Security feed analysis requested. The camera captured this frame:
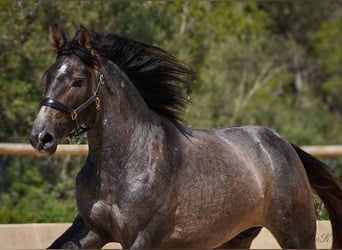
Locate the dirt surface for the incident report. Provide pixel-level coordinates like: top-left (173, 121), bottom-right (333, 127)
top-left (0, 221), bottom-right (332, 249)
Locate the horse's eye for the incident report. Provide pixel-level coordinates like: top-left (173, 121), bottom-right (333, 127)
top-left (72, 78), bottom-right (84, 88)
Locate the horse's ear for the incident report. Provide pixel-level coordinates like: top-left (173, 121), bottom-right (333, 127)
top-left (77, 25), bottom-right (92, 51)
top-left (49, 24), bottom-right (65, 53)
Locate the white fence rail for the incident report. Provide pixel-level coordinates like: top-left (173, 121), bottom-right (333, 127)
top-left (0, 143), bottom-right (342, 158)
top-left (0, 143), bottom-right (88, 156)
top-left (301, 145), bottom-right (342, 158)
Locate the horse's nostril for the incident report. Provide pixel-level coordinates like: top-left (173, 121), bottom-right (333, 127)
top-left (42, 133), bottom-right (53, 144)
top-left (39, 132), bottom-right (54, 144)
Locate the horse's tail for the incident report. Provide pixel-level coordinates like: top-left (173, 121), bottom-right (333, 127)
top-left (291, 144), bottom-right (342, 248)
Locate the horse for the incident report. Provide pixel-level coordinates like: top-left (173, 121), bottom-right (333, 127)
top-left (29, 24), bottom-right (342, 249)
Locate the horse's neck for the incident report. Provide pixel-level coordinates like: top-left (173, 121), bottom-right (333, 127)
top-left (86, 109), bottom-right (174, 188)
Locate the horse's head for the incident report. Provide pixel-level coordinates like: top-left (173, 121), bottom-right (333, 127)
top-left (30, 24), bottom-right (102, 154)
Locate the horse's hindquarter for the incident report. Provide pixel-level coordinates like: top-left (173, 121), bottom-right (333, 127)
top-left (161, 127), bottom-right (266, 247)
top-left (163, 126), bottom-right (313, 248)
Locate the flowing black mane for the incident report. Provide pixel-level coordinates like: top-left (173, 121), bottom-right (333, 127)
top-left (57, 28), bottom-right (194, 131)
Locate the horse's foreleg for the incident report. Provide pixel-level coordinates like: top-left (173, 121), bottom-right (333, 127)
top-left (48, 215), bottom-right (107, 249)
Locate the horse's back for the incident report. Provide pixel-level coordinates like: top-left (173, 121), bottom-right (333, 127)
top-left (214, 125), bottom-right (307, 179)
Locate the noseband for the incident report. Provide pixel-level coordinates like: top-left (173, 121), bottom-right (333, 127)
top-left (40, 73), bottom-right (105, 138)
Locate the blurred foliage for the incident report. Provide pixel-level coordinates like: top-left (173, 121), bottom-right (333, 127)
top-left (0, 1), bottom-right (341, 222)
top-left (0, 155), bottom-right (80, 223)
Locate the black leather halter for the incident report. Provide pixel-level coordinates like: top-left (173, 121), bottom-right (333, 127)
top-left (40, 73), bottom-right (104, 138)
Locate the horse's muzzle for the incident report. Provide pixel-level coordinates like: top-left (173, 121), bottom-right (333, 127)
top-left (29, 130), bottom-right (58, 155)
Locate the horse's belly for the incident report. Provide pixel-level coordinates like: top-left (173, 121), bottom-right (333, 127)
top-left (159, 222), bottom-right (246, 248)
top-left (159, 200), bottom-right (262, 248)
top-left (158, 175), bottom-right (265, 248)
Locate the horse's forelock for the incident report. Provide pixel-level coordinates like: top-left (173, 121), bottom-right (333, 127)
top-left (55, 29), bottom-right (97, 67)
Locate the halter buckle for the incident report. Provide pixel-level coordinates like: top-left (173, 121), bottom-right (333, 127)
top-left (99, 74), bottom-right (104, 85)
top-left (95, 97), bottom-right (101, 111)
top-left (71, 110), bottom-right (78, 121)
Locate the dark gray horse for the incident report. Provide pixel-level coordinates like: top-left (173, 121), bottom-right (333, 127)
top-left (30, 25), bottom-right (342, 249)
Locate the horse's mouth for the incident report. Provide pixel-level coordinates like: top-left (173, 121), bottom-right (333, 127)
top-left (40, 141), bottom-right (58, 155)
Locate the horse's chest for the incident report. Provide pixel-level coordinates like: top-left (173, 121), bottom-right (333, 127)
top-left (76, 160), bottom-right (172, 244)
top-left (75, 169), bottom-right (121, 226)
top-left (76, 176), bottom-right (154, 239)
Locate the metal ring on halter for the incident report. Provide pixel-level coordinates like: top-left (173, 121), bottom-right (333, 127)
top-left (71, 110), bottom-right (78, 121)
top-left (95, 97), bottom-right (100, 111)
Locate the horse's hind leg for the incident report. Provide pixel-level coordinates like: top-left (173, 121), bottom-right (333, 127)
top-left (268, 224), bottom-right (316, 249)
top-left (215, 227), bottom-right (262, 249)
top-left (266, 207), bottom-right (316, 248)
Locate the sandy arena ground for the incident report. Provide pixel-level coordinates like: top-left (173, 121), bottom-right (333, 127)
top-left (0, 221), bottom-right (332, 249)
